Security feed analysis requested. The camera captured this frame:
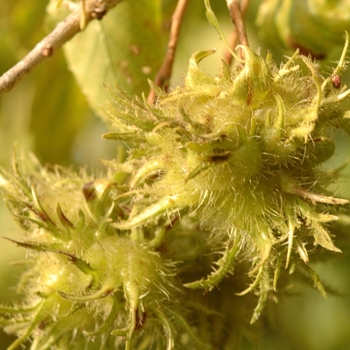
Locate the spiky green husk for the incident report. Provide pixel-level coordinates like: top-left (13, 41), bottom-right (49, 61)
top-left (0, 158), bottom-right (209, 350)
top-left (1, 37), bottom-right (350, 350)
top-left (104, 42), bottom-right (350, 289)
top-left (256, 0), bottom-right (350, 58)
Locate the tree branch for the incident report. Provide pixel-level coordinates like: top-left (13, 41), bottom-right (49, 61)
top-left (0, 0), bottom-right (122, 97)
top-left (224, 0), bottom-right (250, 65)
top-left (147, 0), bottom-right (190, 104)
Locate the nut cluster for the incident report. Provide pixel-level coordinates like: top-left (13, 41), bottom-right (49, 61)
top-left (1, 34), bottom-right (350, 350)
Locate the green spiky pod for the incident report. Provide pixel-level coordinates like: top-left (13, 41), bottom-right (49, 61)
top-left (256, 0), bottom-right (350, 58)
top-left (0, 156), bottom-right (207, 350)
top-left (103, 37), bottom-right (350, 316)
top-left (2, 19), bottom-right (350, 350)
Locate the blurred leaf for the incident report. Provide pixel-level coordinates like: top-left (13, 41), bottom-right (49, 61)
top-left (0, 0), bottom-right (91, 165)
top-left (0, 37), bottom-right (17, 74)
top-left (10, 1), bottom-right (48, 45)
top-left (30, 52), bottom-right (91, 165)
top-left (0, 0), bottom-right (50, 74)
top-left (51, 0), bottom-right (167, 116)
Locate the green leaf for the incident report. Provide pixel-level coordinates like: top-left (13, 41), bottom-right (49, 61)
top-left (30, 52), bottom-right (90, 165)
top-left (60, 0), bottom-right (166, 116)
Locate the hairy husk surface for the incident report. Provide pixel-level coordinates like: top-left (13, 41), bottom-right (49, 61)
top-left (256, 0), bottom-right (350, 58)
top-left (1, 36), bottom-right (350, 349)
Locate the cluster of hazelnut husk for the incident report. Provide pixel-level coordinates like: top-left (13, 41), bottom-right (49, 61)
top-left (1, 20), bottom-right (350, 350)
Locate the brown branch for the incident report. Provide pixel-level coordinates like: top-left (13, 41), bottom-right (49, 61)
top-left (0, 0), bottom-right (122, 97)
top-left (224, 0), bottom-right (250, 65)
top-left (147, 0), bottom-right (190, 104)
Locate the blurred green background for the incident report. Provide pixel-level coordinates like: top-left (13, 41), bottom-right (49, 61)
top-left (1, 1), bottom-right (350, 349)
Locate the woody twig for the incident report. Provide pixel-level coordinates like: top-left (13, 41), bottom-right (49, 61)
top-left (0, 0), bottom-right (122, 97)
top-left (148, 0), bottom-right (190, 104)
top-left (224, 0), bottom-right (251, 64)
